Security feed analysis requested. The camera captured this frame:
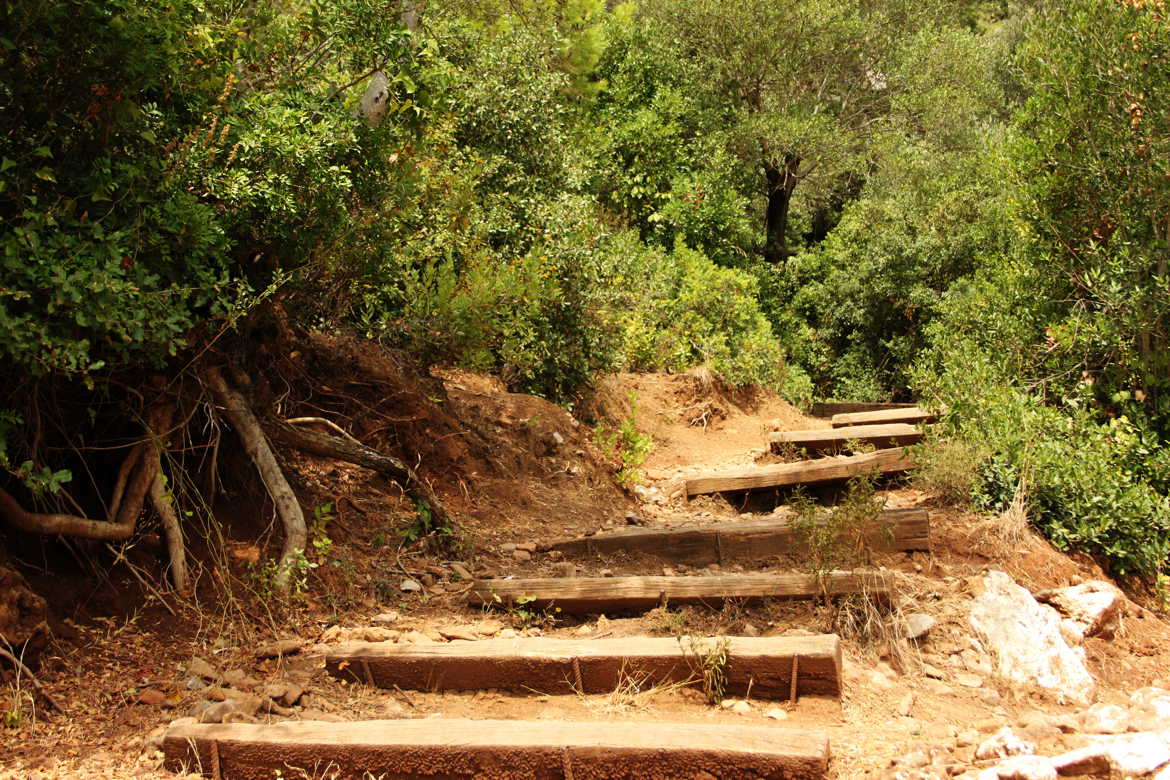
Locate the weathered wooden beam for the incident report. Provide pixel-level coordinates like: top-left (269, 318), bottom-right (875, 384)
top-left (685, 448), bottom-right (913, 498)
top-left (830, 407), bottom-right (938, 428)
top-left (549, 508), bottom-right (930, 564)
top-left (810, 401), bottom-right (916, 417)
top-left (326, 634), bottom-right (843, 698)
top-left (164, 719), bottom-right (831, 780)
top-left (770, 423), bottom-right (923, 456)
top-left (469, 571), bottom-right (891, 614)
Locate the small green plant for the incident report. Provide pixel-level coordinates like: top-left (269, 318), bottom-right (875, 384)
top-left (493, 593), bottom-right (560, 628)
top-left (789, 476), bottom-right (888, 575)
top-left (399, 499), bottom-right (455, 548)
top-left (682, 635), bottom-right (731, 705)
top-left (595, 390), bottom-right (653, 488)
top-left (310, 503), bottom-right (335, 558)
top-left (248, 549), bottom-right (316, 601)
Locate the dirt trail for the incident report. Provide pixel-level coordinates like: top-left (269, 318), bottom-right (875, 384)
top-left (5, 368), bottom-right (1170, 779)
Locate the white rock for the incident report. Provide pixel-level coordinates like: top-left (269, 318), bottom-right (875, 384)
top-left (902, 613), bottom-right (936, 640)
top-left (1089, 732), bottom-right (1170, 775)
top-left (976, 727), bottom-right (1036, 760)
top-left (1035, 580), bottom-right (1124, 639)
top-left (986, 755), bottom-right (1057, 780)
top-left (764, 707), bottom-right (788, 720)
top-left (1079, 702), bottom-right (1130, 734)
top-left (731, 700), bottom-right (752, 715)
top-left (968, 571), bottom-right (1095, 703)
top-left (1050, 746), bottom-right (1110, 777)
top-left (399, 578), bottom-right (422, 593)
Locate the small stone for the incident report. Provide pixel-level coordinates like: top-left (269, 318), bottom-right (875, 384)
top-left (438, 626), bottom-right (479, 641)
top-left (897, 693), bottom-right (915, 717)
top-left (184, 676), bottom-right (207, 691)
top-left (546, 550), bottom-right (564, 561)
top-left (500, 543), bottom-right (517, 552)
top-left (400, 578), bottom-right (423, 593)
top-left (1080, 702), bottom-right (1129, 734)
top-left (512, 550), bottom-right (532, 562)
top-left (551, 432), bottom-right (565, 446)
top-left (956, 730), bottom-right (980, 747)
top-left (720, 699), bottom-right (737, 710)
top-left (134, 689), bottom-right (168, 707)
top-left (662, 567), bottom-right (676, 577)
top-left (732, 700), bottom-right (752, 715)
top-left (902, 613), bottom-right (936, 641)
top-left (221, 669), bottom-right (248, 686)
top-left (279, 684), bottom-right (304, 707)
top-left (516, 542), bottom-right (538, 553)
top-left (499, 628), bottom-right (519, 638)
top-left (922, 663), bottom-right (946, 679)
top-left (198, 700), bottom-right (237, 724)
top-left (741, 623), bottom-right (760, 637)
top-left (552, 562), bottom-right (577, 578)
top-left (957, 673), bottom-right (984, 688)
top-left (187, 657), bottom-right (218, 681)
top-left (765, 707), bottom-right (788, 721)
top-left (372, 611), bottom-right (400, 624)
top-left (979, 688), bottom-right (1002, 705)
top-left (450, 562), bottom-right (474, 581)
top-left (399, 630), bottom-right (432, 644)
top-left (976, 727), bottom-right (1036, 760)
top-left (419, 573), bottom-right (436, 587)
top-left (255, 638), bottom-right (304, 659)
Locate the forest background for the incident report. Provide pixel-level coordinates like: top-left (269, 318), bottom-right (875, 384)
top-left (2, 0), bottom-right (1170, 589)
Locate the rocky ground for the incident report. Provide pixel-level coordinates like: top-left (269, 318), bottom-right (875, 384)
top-left (3, 369), bottom-right (1170, 779)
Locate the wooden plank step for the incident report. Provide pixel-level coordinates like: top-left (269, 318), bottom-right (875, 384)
top-left (326, 634), bottom-right (842, 698)
top-left (164, 718), bottom-right (830, 780)
top-left (830, 406), bottom-right (938, 428)
top-left (549, 508), bottom-right (930, 564)
top-left (469, 571), bottom-right (890, 614)
top-left (685, 447), bottom-right (913, 498)
top-left (810, 401), bottom-right (916, 417)
top-left (770, 423), bottom-right (923, 455)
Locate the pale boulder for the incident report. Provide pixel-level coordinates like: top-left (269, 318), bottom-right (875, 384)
top-left (1036, 580), bottom-right (1124, 639)
top-left (968, 571), bottom-right (1095, 703)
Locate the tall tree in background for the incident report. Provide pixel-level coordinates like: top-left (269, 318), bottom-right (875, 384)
top-left (647, 0), bottom-right (921, 263)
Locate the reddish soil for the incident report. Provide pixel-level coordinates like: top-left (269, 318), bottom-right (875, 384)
top-left (2, 355), bottom-right (1169, 779)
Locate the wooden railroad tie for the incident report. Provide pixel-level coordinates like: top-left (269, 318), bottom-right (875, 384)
top-left (164, 718), bottom-right (831, 780)
top-left (325, 634), bottom-right (844, 699)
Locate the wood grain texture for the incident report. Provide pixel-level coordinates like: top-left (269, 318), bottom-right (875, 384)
top-left (685, 448), bottom-right (913, 497)
top-left (469, 571), bottom-right (891, 614)
top-left (549, 508), bottom-right (930, 564)
top-left (829, 407), bottom-right (938, 428)
top-left (770, 423), bottom-right (923, 455)
top-left (325, 634), bottom-right (843, 698)
top-left (810, 401), bottom-right (917, 417)
top-left (164, 718), bottom-right (831, 779)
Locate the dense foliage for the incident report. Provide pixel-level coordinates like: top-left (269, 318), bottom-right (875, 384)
top-left (5, 0), bottom-right (1170, 580)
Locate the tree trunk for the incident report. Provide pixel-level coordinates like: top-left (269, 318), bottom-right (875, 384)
top-left (267, 419), bottom-right (455, 542)
top-left (764, 155), bottom-right (801, 264)
top-left (204, 365), bottom-right (307, 592)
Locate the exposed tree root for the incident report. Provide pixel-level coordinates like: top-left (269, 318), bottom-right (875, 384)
top-left (145, 404), bottom-right (188, 592)
top-left (0, 441), bottom-right (155, 540)
top-left (204, 365), bottom-right (307, 591)
top-left (267, 419), bottom-right (455, 540)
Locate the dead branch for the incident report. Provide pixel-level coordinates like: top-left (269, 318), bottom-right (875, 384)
top-left (266, 419), bottom-right (455, 537)
top-left (204, 365), bottom-right (307, 591)
top-left (285, 416), bottom-right (362, 445)
top-left (0, 645), bottom-right (62, 713)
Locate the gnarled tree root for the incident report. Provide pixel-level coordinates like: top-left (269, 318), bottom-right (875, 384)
top-left (204, 366), bottom-right (307, 592)
top-left (267, 419), bottom-right (455, 541)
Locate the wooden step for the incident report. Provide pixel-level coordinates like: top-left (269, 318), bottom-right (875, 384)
top-left (326, 634), bottom-right (843, 698)
top-left (685, 448), bottom-right (913, 498)
top-left (810, 401), bottom-right (916, 417)
top-left (549, 508), bottom-right (930, 564)
top-left (164, 719), bottom-right (830, 779)
top-left (830, 406), bottom-right (938, 428)
top-left (469, 571), bottom-right (890, 614)
top-left (770, 423), bottom-right (923, 456)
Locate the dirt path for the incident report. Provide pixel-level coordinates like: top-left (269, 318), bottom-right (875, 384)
top-left (4, 371), bottom-right (1170, 779)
